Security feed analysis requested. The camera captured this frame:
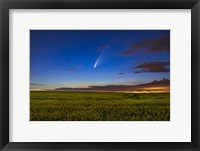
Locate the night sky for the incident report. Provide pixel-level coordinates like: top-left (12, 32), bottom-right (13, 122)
top-left (30, 30), bottom-right (170, 92)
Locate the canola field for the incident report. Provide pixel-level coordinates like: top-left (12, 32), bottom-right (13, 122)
top-left (30, 91), bottom-right (170, 121)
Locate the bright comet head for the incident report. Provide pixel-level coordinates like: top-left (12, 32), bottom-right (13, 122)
top-left (93, 53), bottom-right (102, 69)
top-left (94, 62), bottom-right (97, 68)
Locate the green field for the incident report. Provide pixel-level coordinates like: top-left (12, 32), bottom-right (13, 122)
top-left (30, 91), bottom-right (170, 121)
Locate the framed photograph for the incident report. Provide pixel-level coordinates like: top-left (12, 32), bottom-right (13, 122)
top-left (0, 0), bottom-right (199, 150)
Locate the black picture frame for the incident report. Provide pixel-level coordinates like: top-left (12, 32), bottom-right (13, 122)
top-left (0, 0), bottom-right (199, 150)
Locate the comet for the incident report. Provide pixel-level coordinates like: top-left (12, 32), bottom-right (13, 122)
top-left (94, 53), bottom-right (104, 69)
top-left (94, 61), bottom-right (97, 69)
top-left (93, 56), bottom-right (100, 69)
top-left (93, 46), bottom-right (108, 69)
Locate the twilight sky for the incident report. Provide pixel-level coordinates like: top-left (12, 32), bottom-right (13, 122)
top-left (30, 30), bottom-right (170, 92)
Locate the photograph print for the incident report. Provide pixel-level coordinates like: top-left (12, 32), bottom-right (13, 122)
top-left (30, 30), bottom-right (170, 121)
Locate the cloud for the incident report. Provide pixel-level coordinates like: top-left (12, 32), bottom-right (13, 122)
top-left (116, 73), bottom-right (125, 78)
top-left (118, 72), bottom-right (125, 75)
top-left (53, 79), bottom-right (170, 93)
top-left (30, 83), bottom-right (46, 91)
top-left (117, 76), bottom-right (124, 78)
top-left (67, 66), bottom-right (78, 72)
top-left (134, 61), bottom-right (170, 73)
top-left (118, 35), bottom-right (170, 56)
top-left (30, 83), bottom-right (45, 86)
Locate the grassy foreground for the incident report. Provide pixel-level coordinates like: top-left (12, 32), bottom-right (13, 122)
top-left (30, 91), bottom-right (170, 121)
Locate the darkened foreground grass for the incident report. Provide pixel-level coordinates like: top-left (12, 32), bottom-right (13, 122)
top-left (30, 91), bottom-right (170, 121)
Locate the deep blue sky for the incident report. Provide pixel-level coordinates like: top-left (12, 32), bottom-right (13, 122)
top-left (30, 30), bottom-right (170, 90)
